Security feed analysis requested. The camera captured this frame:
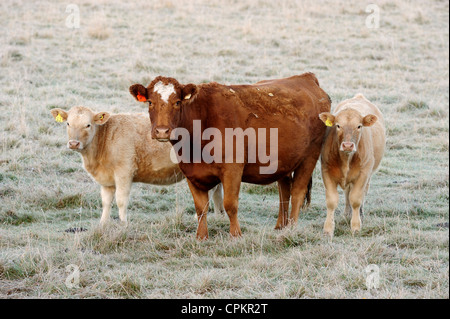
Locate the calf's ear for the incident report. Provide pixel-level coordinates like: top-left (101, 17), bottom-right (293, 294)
top-left (362, 114), bottom-right (377, 127)
top-left (50, 108), bottom-right (68, 123)
top-left (319, 112), bottom-right (335, 127)
top-left (129, 84), bottom-right (148, 102)
top-left (181, 83), bottom-right (198, 102)
top-left (93, 112), bottom-right (111, 125)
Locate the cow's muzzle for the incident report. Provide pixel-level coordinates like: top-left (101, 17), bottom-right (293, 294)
top-left (340, 142), bottom-right (356, 153)
top-left (154, 127), bottom-right (171, 142)
top-left (68, 140), bottom-right (82, 150)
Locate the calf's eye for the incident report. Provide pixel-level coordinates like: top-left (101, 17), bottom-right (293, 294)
top-left (86, 124), bottom-right (91, 128)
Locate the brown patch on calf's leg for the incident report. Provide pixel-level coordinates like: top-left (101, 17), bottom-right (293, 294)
top-left (222, 167), bottom-right (244, 237)
top-left (275, 175), bottom-right (292, 230)
top-left (187, 180), bottom-right (210, 240)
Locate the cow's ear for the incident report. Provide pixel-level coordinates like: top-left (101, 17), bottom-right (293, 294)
top-left (93, 112), bottom-right (111, 125)
top-left (181, 83), bottom-right (198, 102)
top-left (129, 84), bottom-right (148, 102)
top-left (363, 114), bottom-right (377, 127)
top-left (319, 112), bottom-right (335, 127)
top-left (51, 108), bottom-right (68, 123)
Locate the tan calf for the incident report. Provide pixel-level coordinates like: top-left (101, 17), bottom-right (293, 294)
top-left (319, 94), bottom-right (385, 237)
top-left (51, 106), bottom-right (224, 225)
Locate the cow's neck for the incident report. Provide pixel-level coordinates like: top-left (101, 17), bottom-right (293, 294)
top-left (79, 124), bottom-right (107, 172)
top-left (338, 151), bottom-right (355, 180)
top-left (180, 88), bottom-right (209, 135)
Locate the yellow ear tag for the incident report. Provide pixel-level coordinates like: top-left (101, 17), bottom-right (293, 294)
top-left (55, 113), bottom-right (63, 123)
top-left (100, 115), bottom-right (104, 120)
top-left (184, 93), bottom-right (191, 100)
top-left (325, 119), bottom-right (333, 127)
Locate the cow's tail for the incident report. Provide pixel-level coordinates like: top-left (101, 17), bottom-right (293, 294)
top-left (303, 177), bottom-right (312, 208)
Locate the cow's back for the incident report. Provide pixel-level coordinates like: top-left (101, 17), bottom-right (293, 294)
top-left (182, 73), bottom-right (331, 185)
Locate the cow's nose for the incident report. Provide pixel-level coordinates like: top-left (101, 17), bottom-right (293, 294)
top-left (341, 142), bottom-right (355, 151)
top-left (68, 140), bottom-right (80, 149)
top-left (155, 127), bottom-right (170, 140)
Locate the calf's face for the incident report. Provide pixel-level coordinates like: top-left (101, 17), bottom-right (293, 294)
top-left (129, 77), bottom-right (197, 142)
top-left (50, 107), bottom-right (110, 151)
top-left (319, 109), bottom-right (377, 154)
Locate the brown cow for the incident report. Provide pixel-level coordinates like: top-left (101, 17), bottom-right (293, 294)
top-left (129, 73), bottom-right (331, 239)
top-left (319, 93), bottom-right (386, 237)
top-left (50, 106), bottom-right (224, 226)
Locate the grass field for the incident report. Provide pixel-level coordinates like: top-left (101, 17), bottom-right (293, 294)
top-left (0, 0), bottom-right (448, 298)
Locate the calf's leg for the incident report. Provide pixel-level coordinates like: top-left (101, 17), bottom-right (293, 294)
top-left (187, 180), bottom-right (210, 240)
top-left (348, 173), bottom-right (370, 233)
top-left (323, 175), bottom-right (339, 237)
top-left (100, 185), bottom-right (115, 225)
top-left (115, 177), bottom-right (132, 225)
top-left (209, 183), bottom-right (225, 214)
top-left (344, 186), bottom-right (352, 218)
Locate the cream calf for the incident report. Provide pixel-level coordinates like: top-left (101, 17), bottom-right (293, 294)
top-left (319, 94), bottom-right (385, 237)
top-left (51, 106), bottom-right (224, 225)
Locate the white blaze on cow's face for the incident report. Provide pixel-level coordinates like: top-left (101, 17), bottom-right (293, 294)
top-left (149, 81), bottom-right (179, 141)
top-left (129, 77), bottom-right (197, 142)
top-left (153, 81), bottom-right (175, 104)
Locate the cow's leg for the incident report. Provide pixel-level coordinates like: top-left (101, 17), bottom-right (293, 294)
top-left (209, 183), bottom-right (225, 214)
top-left (222, 168), bottom-right (243, 237)
top-left (348, 173), bottom-right (370, 233)
top-left (100, 185), bottom-right (115, 225)
top-left (187, 180), bottom-right (210, 240)
top-left (360, 177), bottom-right (371, 219)
top-left (275, 174), bottom-right (292, 230)
top-left (344, 186), bottom-right (352, 218)
top-left (115, 177), bottom-right (132, 226)
top-left (289, 154), bottom-right (319, 226)
top-left (323, 173), bottom-right (339, 237)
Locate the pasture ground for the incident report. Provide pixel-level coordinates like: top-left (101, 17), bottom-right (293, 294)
top-left (0, 0), bottom-right (448, 298)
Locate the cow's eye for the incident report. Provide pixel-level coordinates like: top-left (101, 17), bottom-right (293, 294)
top-left (336, 124), bottom-right (341, 129)
top-left (174, 101), bottom-right (181, 109)
top-left (357, 125), bottom-right (362, 129)
top-left (86, 124), bottom-right (91, 128)
top-left (67, 122), bottom-right (70, 126)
